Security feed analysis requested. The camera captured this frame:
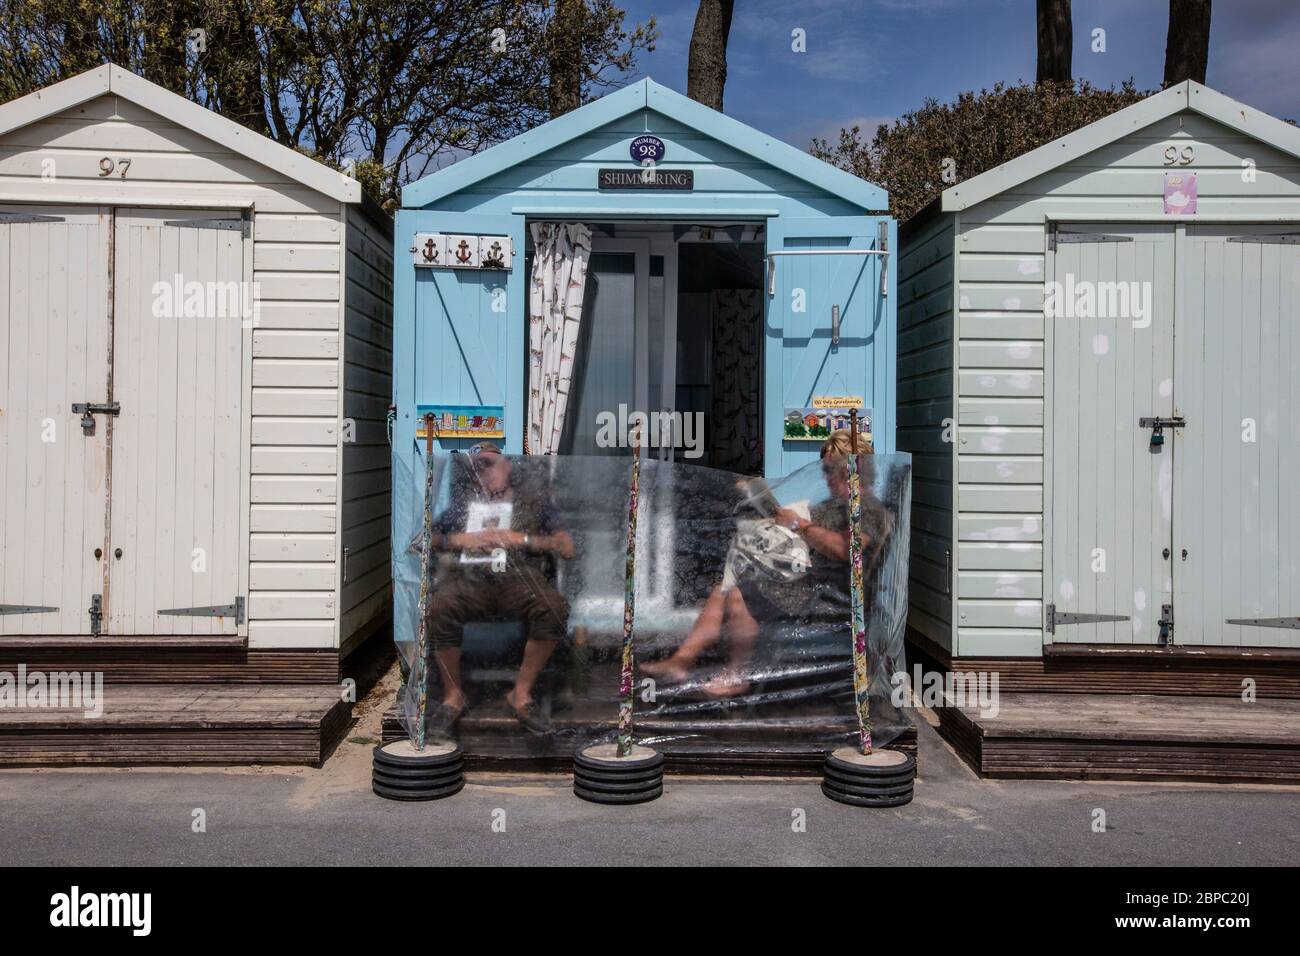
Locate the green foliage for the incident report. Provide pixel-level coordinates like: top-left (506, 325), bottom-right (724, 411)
top-left (0, 1), bottom-right (656, 209)
top-left (812, 80), bottom-right (1152, 222)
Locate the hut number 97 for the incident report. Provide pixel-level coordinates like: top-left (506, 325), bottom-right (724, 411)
top-left (98, 156), bottom-right (131, 178)
top-left (1163, 145), bottom-right (1194, 165)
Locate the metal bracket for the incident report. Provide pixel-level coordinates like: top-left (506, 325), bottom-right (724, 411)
top-left (89, 594), bottom-right (103, 637)
top-left (1046, 603), bottom-right (1130, 634)
top-left (1227, 233), bottom-right (1300, 245)
top-left (0, 604), bottom-right (58, 615)
top-left (1158, 603), bottom-right (1174, 645)
top-left (0, 211), bottom-right (65, 224)
top-left (164, 217), bottom-right (245, 234)
top-left (1048, 223), bottom-right (1135, 252)
top-left (1226, 616), bottom-right (1300, 629)
top-left (1139, 416), bottom-right (1186, 429)
top-left (72, 401), bottom-right (121, 434)
top-left (157, 596), bottom-right (245, 625)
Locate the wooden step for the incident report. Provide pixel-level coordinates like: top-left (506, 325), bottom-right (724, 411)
top-left (0, 638), bottom-right (339, 683)
top-left (0, 683), bottom-right (350, 766)
top-left (938, 692), bottom-right (1300, 783)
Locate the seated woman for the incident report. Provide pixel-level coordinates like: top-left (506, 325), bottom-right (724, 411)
top-left (642, 429), bottom-right (885, 698)
top-left (419, 443), bottom-right (575, 734)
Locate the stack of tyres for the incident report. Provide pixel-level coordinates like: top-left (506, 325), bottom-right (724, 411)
top-left (573, 743), bottom-right (664, 804)
top-left (821, 748), bottom-right (915, 807)
top-left (372, 740), bottom-right (465, 801)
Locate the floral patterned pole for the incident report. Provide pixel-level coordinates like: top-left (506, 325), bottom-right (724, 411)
top-left (413, 414), bottom-right (436, 750)
top-left (848, 410), bottom-right (873, 754)
top-left (616, 423), bottom-right (642, 757)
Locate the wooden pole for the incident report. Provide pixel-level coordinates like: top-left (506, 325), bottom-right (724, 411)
top-left (414, 413), bottom-right (436, 749)
top-left (616, 423), bottom-right (642, 757)
top-left (846, 408), bottom-right (872, 753)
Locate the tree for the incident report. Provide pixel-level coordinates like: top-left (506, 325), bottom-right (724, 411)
top-left (0, 1), bottom-right (657, 206)
top-left (811, 81), bottom-right (1150, 223)
top-left (1036, 0), bottom-right (1072, 83)
top-left (686, 0), bottom-right (733, 112)
top-left (1164, 0), bottom-right (1211, 86)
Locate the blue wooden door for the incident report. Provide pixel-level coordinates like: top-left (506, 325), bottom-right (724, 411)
top-left (764, 216), bottom-right (892, 476)
top-left (392, 212), bottom-right (527, 457)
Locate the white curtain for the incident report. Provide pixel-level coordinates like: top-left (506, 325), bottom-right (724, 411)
top-left (527, 222), bottom-right (592, 454)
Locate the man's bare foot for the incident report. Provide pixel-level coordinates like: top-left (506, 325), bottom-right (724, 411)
top-left (442, 690), bottom-right (467, 712)
top-left (640, 657), bottom-right (692, 684)
top-left (703, 670), bottom-right (751, 698)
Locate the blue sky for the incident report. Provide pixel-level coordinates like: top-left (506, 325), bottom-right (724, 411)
top-left (614, 0), bottom-right (1300, 149)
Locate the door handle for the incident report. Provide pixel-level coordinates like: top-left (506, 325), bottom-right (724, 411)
top-left (72, 401), bottom-right (121, 434)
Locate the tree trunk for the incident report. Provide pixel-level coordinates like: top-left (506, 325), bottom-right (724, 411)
top-left (548, 0), bottom-right (586, 117)
top-left (1036, 0), bottom-right (1072, 83)
top-left (1163, 0), bottom-right (1212, 86)
top-left (686, 0), bottom-right (734, 112)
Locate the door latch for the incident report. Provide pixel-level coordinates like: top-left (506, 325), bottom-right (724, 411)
top-left (1157, 603), bottom-right (1174, 645)
top-left (72, 401), bottom-right (121, 435)
top-left (89, 594), bottom-right (103, 637)
top-left (1139, 416), bottom-right (1186, 450)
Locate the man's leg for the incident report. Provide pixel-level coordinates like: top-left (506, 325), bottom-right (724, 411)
top-left (426, 576), bottom-right (491, 710)
top-left (501, 575), bottom-right (568, 709)
top-left (704, 586), bottom-right (760, 698)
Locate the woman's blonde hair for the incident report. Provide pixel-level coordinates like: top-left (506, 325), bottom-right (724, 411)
top-left (820, 428), bottom-right (873, 459)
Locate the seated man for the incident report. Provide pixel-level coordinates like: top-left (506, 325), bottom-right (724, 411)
top-left (422, 443), bottom-right (574, 733)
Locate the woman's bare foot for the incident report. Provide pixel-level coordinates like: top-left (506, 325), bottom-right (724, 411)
top-left (640, 657), bottom-right (692, 684)
top-left (703, 669), bottom-right (751, 698)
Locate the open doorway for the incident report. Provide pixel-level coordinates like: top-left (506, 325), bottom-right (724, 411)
top-left (537, 221), bottom-right (764, 474)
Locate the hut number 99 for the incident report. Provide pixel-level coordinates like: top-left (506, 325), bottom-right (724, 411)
top-left (1163, 145), bottom-right (1194, 165)
top-left (98, 156), bottom-right (131, 178)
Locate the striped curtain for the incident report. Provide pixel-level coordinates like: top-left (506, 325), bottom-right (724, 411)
top-left (527, 222), bottom-right (592, 455)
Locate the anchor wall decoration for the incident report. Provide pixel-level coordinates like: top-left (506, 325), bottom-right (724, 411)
top-left (410, 232), bottom-right (512, 271)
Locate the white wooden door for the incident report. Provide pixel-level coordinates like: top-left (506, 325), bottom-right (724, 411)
top-left (0, 207), bottom-right (111, 635)
top-left (1173, 225), bottom-right (1300, 648)
top-left (105, 209), bottom-right (245, 635)
top-left (1047, 224), bottom-right (1176, 644)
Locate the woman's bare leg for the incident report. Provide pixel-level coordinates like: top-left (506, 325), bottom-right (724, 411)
top-left (704, 587), bottom-right (759, 698)
top-left (641, 584), bottom-right (729, 682)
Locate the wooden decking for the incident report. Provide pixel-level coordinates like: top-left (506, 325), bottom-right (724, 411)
top-left (938, 692), bottom-right (1300, 783)
top-left (0, 684), bottom-right (350, 766)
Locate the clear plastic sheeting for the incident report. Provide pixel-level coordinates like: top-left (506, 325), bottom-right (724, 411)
top-left (393, 447), bottom-right (911, 761)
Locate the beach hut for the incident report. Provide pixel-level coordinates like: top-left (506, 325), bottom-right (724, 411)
top-left (0, 66), bottom-right (392, 763)
top-left (897, 81), bottom-right (1300, 778)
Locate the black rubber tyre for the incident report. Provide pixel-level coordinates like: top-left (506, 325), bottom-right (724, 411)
top-left (821, 777), bottom-right (915, 799)
top-left (371, 760), bottom-right (464, 782)
top-left (373, 767), bottom-right (464, 790)
top-left (820, 782), bottom-right (913, 808)
top-left (573, 782), bottom-right (663, 805)
top-left (374, 741), bottom-right (463, 770)
top-left (822, 765), bottom-right (916, 791)
top-left (372, 777), bottom-right (466, 802)
top-left (824, 750), bottom-right (916, 779)
top-left (573, 764), bottom-right (665, 786)
top-left (574, 748), bottom-right (664, 774)
top-left (572, 773), bottom-right (665, 795)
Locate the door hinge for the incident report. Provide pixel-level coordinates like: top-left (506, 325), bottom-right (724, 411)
top-left (1225, 616), bottom-right (1300, 630)
top-left (0, 211), bottom-right (65, 224)
top-left (157, 597), bottom-right (245, 625)
top-left (72, 401), bottom-right (121, 434)
top-left (1046, 603), bottom-right (1130, 634)
top-left (164, 217), bottom-right (246, 235)
top-left (1227, 233), bottom-right (1300, 245)
top-left (89, 594), bottom-right (103, 636)
top-left (1048, 223), bottom-right (1136, 252)
top-left (0, 604), bottom-right (59, 615)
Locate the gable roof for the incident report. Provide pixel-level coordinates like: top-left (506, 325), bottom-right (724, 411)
top-left (943, 80), bottom-right (1300, 212)
top-left (0, 64), bottom-right (360, 203)
top-left (401, 78), bottom-right (887, 211)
